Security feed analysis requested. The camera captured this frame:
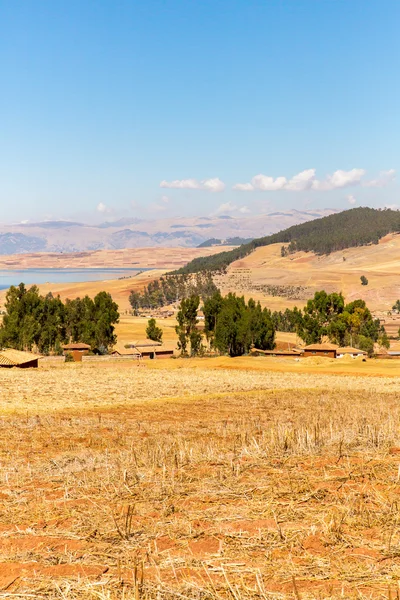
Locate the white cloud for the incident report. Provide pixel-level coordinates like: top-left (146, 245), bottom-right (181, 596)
top-left (364, 169), bottom-right (396, 188)
top-left (251, 174), bottom-right (287, 191)
top-left (239, 206), bottom-right (250, 213)
top-left (202, 178), bottom-right (225, 193)
top-left (347, 195), bottom-right (357, 205)
top-left (312, 169), bottom-right (366, 191)
top-left (234, 168), bottom-right (370, 192)
top-left (160, 178), bottom-right (225, 192)
top-left (161, 195), bottom-right (169, 203)
top-left (285, 169), bottom-right (316, 191)
top-left (160, 178), bottom-right (199, 190)
top-left (233, 182), bottom-right (255, 191)
top-left (214, 201), bottom-right (237, 215)
top-left (97, 202), bottom-right (111, 213)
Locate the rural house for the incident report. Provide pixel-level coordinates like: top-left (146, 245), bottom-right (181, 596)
top-left (0, 349), bottom-right (41, 369)
top-left (110, 345), bottom-right (142, 359)
top-left (303, 343), bottom-right (338, 359)
top-left (336, 346), bottom-right (367, 358)
top-left (375, 349), bottom-right (400, 359)
top-left (62, 342), bottom-right (91, 362)
top-left (125, 340), bottom-right (174, 359)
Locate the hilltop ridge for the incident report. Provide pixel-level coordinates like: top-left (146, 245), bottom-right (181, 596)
top-left (173, 207), bottom-right (400, 274)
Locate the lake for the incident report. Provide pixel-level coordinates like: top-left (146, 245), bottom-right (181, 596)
top-left (0, 268), bottom-right (151, 290)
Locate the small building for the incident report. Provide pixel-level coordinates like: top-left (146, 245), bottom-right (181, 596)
top-left (159, 309), bottom-right (174, 318)
top-left (250, 348), bottom-right (304, 357)
top-left (376, 350), bottom-right (400, 359)
top-left (336, 346), bottom-right (367, 358)
top-left (62, 342), bottom-right (91, 362)
top-left (0, 349), bottom-right (41, 369)
top-left (110, 345), bottom-right (141, 359)
top-left (303, 343), bottom-right (338, 359)
top-left (126, 340), bottom-right (174, 359)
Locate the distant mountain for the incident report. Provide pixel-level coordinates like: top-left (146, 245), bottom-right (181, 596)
top-left (172, 207), bottom-right (400, 274)
top-left (198, 237), bottom-right (254, 248)
top-left (0, 209), bottom-right (336, 255)
top-left (20, 220), bottom-right (84, 229)
top-left (0, 233), bottom-right (47, 255)
top-left (97, 218), bottom-right (143, 229)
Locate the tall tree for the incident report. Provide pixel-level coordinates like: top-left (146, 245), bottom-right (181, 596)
top-left (204, 292), bottom-right (276, 356)
top-left (214, 294), bottom-right (251, 357)
top-left (175, 295), bottom-right (202, 356)
top-left (297, 291), bottom-right (345, 344)
top-left (203, 290), bottom-right (223, 347)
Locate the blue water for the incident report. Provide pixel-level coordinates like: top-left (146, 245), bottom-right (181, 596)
top-left (0, 268), bottom-right (151, 290)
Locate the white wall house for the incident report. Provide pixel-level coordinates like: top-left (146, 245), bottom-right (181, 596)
top-left (336, 346), bottom-right (367, 358)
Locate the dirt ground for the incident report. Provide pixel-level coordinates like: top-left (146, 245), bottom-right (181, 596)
top-left (1, 359), bottom-right (400, 598)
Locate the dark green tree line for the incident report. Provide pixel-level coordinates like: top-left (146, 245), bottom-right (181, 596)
top-left (272, 291), bottom-right (386, 354)
top-left (129, 272), bottom-right (218, 312)
top-left (0, 284), bottom-right (119, 354)
top-left (203, 292), bottom-right (276, 357)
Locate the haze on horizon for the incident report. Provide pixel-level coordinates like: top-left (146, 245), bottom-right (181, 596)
top-left (0, 0), bottom-right (398, 225)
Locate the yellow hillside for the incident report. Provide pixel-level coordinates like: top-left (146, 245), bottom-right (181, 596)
top-left (216, 233), bottom-right (400, 312)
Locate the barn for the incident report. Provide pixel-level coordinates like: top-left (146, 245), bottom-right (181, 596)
top-left (62, 343), bottom-right (91, 362)
top-left (303, 343), bottom-right (338, 359)
top-left (0, 349), bottom-right (41, 369)
top-left (126, 340), bottom-right (174, 359)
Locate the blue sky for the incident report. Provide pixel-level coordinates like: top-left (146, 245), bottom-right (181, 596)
top-left (0, 0), bottom-right (398, 223)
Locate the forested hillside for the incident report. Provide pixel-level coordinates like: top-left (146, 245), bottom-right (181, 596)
top-left (172, 207), bottom-right (400, 274)
top-left (197, 237), bottom-right (253, 248)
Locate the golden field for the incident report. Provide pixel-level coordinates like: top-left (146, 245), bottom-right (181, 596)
top-left (0, 246), bottom-right (236, 271)
top-left (1, 358), bottom-right (400, 598)
top-left (2, 241), bottom-right (400, 597)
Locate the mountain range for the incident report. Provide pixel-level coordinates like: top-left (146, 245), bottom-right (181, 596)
top-left (0, 209), bottom-right (336, 255)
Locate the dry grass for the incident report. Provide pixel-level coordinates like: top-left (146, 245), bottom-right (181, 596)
top-left (115, 316), bottom-right (178, 346)
top-left (1, 361), bottom-right (400, 598)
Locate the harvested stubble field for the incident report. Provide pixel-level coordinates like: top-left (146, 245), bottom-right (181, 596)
top-left (2, 362), bottom-right (400, 598)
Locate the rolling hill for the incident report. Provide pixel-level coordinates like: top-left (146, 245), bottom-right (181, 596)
top-left (212, 232), bottom-right (400, 314)
top-left (173, 207), bottom-right (400, 274)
